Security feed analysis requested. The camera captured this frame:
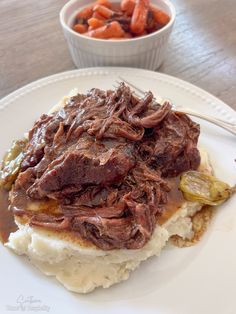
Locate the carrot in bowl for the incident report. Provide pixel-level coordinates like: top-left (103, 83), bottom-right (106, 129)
top-left (121, 0), bottom-right (135, 16)
top-left (87, 21), bottom-right (125, 39)
top-left (73, 23), bottom-right (88, 34)
top-left (95, 0), bottom-right (112, 8)
top-left (93, 4), bottom-right (115, 19)
top-left (92, 11), bottom-right (107, 20)
top-left (88, 17), bottom-right (105, 29)
top-left (109, 31), bottom-right (133, 40)
top-left (150, 5), bottom-right (170, 25)
top-left (131, 0), bottom-right (150, 34)
top-left (76, 5), bottom-right (94, 20)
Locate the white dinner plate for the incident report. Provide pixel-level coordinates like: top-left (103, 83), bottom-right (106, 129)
top-left (0, 67), bottom-right (236, 314)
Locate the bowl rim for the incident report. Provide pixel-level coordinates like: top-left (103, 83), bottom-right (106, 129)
top-left (59, 0), bottom-right (176, 44)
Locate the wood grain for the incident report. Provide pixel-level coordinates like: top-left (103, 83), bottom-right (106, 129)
top-left (0, 0), bottom-right (235, 110)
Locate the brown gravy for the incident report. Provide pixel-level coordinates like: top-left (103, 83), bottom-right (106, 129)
top-left (0, 188), bottom-right (17, 244)
top-left (158, 177), bottom-right (184, 225)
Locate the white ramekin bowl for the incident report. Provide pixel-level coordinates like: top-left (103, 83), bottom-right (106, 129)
top-left (60, 0), bottom-right (175, 70)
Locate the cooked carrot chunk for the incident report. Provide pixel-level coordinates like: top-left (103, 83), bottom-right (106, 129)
top-left (150, 5), bottom-right (170, 25)
top-left (73, 23), bottom-right (88, 34)
top-left (121, 0), bottom-right (135, 16)
top-left (87, 21), bottom-right (125, 39)
top-left (76, 5), bottom-right (93, 20)
top-left (88, 17), bottom-right (105, 29)
top-left (131, 0), bottom-right (150, 34)
top-left (93, 4), bottom-right (115, 19)
top-left (95, 0), bottom-right (112, 8)
top-left (92, 11), bottom-right (106, 20)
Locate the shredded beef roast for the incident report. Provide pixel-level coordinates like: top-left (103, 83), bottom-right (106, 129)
top-left (11, 83), bottom-right (200, 250)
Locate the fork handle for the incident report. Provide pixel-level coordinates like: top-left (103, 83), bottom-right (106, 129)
top-left (177, 108), bottom-right (236, 136)
top-left (117, 76), bottom-right (236, 136)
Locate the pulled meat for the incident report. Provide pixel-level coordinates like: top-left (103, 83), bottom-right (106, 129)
top-left (11, 83), bottom-right (200, 250)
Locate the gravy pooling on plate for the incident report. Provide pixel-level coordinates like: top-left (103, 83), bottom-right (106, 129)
top-left (0, 189), bottom-right (17, 243)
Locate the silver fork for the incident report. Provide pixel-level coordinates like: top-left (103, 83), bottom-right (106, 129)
top-left (114, 77), bottom-right (236, 136)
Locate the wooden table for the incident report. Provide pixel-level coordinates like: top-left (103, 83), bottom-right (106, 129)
top-left (0, 0), bottom-right (235, 110)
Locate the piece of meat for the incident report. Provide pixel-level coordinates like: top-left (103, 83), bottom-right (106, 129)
top-left (30, 214), bottom-right (71, 230)
top-left (11, 82), bottom-right (201, 250)
top-left (27, 144), bottom-right (135, 199)
top-left (137, 110), bottom-right (200, 177)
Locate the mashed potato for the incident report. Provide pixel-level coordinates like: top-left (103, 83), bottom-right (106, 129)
top-left (7, 201), bottom-right (201, 293)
